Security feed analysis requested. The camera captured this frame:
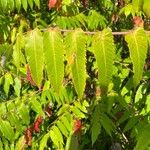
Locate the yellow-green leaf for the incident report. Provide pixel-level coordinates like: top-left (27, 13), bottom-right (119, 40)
top-left (0, 119), bottom-right (15, 142)
top-left (43, 29), bottom-right (64, 93)
top-left (125, 28), bottom-right (148, 87)
top-left (65, 29), bottom-right (87, 98)
top-left (92, 28), bottom-right (115, 91)
top-left (25, 29), bottom-right (44, 88)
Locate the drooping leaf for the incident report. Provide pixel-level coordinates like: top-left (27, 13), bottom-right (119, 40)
top-left (0, 119), bottom-right (15, 142)
top-left (39, 133), bottom-right (49, 150)
top-left (21, 0), bottom-right (27, 11)
top-left (27, 0), bottom-right (33, 9)
top-left (15, 0), bottom-right (21, 11)
top-left (143, 0), bottom-right (150, 18)
top-left (71, 106), bottom-right (86, 118)
top-left (49, 129), bottom-right (59, 147)
top-left (61, 114), bottom-right (72, 132)
top-left (92, 28), bottom-right (115, 91)
top-left (15, 136), bottom-right (26, 150)
top-left (91, 104), bottom-right (101, 145)
top-left (52, 126), bottom-right (64, 145)
top-left (7, 112), bottom-right (21, 129)
top-left (25, 28), bottom-right (44, 88)
top-left (0, 140), bottom-right (3, 150)
top-left (125, 28), bottom-right (148, 87)
top-left (4, 73), bottom-right (13, 96)
top-left (30, 96), bottom-right (44, 115)
top-left (14, 77), bottom-right (21, 97)
top-left (18, 103), bottom-right (30, 125)
top-left (7, 0), bottom-right (14, 10)
top-left (132, 0), bottom-right (143, 12)
top-left (135, 124), bottom-right (150, 150)
top-left (34, 0), bottom-right (40, 8)
top-left (100, 113), bottom-right (114, 136)
top-left (65, 29), bottom-right (87, 98)
top-left (65, 133), bottom-right (79, 150)
top-left (123, 116), bottom-right (139, 132)
top-left (43, 29), bottom-right (64, 93)
top-left (0, 0), bottom-right (8, 11)
top-left (13, 34), bottom-right (25, 69)
top-left (57, 120), bottom-right (69, 137)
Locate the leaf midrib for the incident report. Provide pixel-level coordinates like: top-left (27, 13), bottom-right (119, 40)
top-left (101, 33), bottom-right (107, 85)
top-left (51, 32), bottom-right (58, 88)
top-left (73, 32), bottom-right (80, 95)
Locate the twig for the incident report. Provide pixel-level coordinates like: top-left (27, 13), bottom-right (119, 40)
top-left (41, 27), bottom-right (150, 35)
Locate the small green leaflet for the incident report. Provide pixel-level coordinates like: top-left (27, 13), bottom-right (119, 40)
top-left (125, 27), bottom-right (148, 88)
top-left (15, 0), bottom-right (21, 11)
top-left (27, 0), bottom-right (33, 9)
top-left (0, 0), bottom-right (7, 11)
top-left (39, 133), bottom-right (49, 150)
top-left (21, 0), bottom-right (27, 11)
top-left (91, 105), bottom-right (101, 145)
top-left (13, 34), bottom-right (25, 68)
top-left (135, 124), bottom-right (150, 150)
top-left (34, 0), bottom-right (40, 8)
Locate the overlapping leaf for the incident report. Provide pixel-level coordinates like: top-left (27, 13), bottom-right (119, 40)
top-left (25, 29), bottom-right (44, 88)
top-left (65, 29), bottom-right (87, 98)
top-left (43, 29), bottom-right (64, 93)
top-left (125, 27), bottom-right (148, 87)
top-left (13, 34), bottom-right (25, 68)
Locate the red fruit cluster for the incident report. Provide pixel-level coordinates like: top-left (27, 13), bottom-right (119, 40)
top-left (25, 128), bottom-right (32, 146)
top-left (133, 16), bottom-right (144, 27)
top-left (24, 116), bottom-right (43, 146)
top-left (48, 0), bottom-right (57, 9)
top-left (73, 119), bottom-right (82, 134)
top-left (48, 0), bottom-right (62, 10)
top-left (32, 116), bottom-right (43, 132)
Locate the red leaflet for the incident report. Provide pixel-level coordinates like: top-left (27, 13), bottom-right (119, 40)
top-left (26, 64), bottom-right (36, 86)
top-left (32, 116), bottom-right (43, 132)
top-left (48, 0), bottom-right (57, 9)
top-left (73, 119), bottom-right (82, 134)
top-left (25, 128), bottom-right (32, 146)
